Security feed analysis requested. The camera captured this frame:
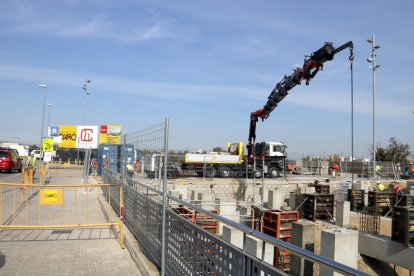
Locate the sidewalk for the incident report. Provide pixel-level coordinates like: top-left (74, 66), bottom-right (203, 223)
top-left (0, 169), bottom-right (142, 276)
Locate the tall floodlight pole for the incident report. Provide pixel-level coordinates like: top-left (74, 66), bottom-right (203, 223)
top-left (38, 84), bottom-right (48, 153)
top-left (77, 79), bottom-right (91, 161)
top-left (82, 80), bottom-right (91, 186)
top-left (82, 79), bottom-right (91, 124)
top-left (367, 34), bottom-right (380, 179)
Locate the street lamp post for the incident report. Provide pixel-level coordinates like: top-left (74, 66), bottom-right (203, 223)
top-left (367, 34), bottom-right (380, 179)
top-left (37, 84), bottom-right (48, 153)
top-left (46, 103), bottom-right (52, 133)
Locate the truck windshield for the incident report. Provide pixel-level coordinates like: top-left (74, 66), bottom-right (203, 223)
top-left (273, 145), bottom-right (286, 154)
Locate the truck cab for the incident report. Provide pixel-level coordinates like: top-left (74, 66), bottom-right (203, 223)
top-left (250, 141), bottom-right (287, 178)
top-left (254, 141), bottom-right (287, 158)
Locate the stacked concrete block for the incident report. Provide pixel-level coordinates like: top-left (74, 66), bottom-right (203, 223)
top-left (291, 220), bottom-right (315, 276)
top-left (268, 190), bottom-right (285, 210)
top-left (245, 236), bottom-right (274, 265)
top-left (320, 229), bottom-right (358, 276)
top-left (353, 180), bottom-right (370, 190)
top-left (222, 225), bottom-right (244, 249)
top-left (335, 200), bottom-right (350, 227)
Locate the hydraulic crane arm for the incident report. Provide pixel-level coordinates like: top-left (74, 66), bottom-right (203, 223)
top-left (248, 41), bottom-right (353, 158)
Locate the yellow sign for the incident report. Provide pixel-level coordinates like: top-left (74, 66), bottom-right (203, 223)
top-left (39, 189), bottom-right (64, 205)
top-left (42, 138), bottom-right (54, 152)
top-left (100, 125), bottom-right (121, 144)
top-left (58, 125), bottom-right (77, 148)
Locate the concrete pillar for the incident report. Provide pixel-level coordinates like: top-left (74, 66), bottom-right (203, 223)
top-left (320, 229), bottom-right (358, 276)
top-left (215, 198), bottom-right (237, 234)
top-left (244, 184), bottom-right (254, 201)
top-left (290, 192), bottom-right (298, 210)
top-left (336, 200), bottom-right (350, 227)
top-left (240, 206), bottom-right (252, 227)
top-left (222, 225), bottom-right (243, 249)
top-left (260, 187), bottom-right (269, 203)
top-left (245, 236), bottom-right (274, 265)
top-left (173, 182), bottom-right (188, 200)
top-left (290, 221), bottom-right (315, 276)
top-left (197, 192), bottom-right (215, 210)
top-left (268, 190), bottom-right (284, 210)
top-left (168, 190), bottom-right (180, 208)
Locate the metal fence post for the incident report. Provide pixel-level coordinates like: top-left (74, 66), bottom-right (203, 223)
top-left (161, 117), bottom-right (169, 276)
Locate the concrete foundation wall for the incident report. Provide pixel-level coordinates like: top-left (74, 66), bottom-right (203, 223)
top-left (358, 233), bottom-right (414, 271)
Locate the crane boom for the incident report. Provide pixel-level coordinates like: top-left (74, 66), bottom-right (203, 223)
top-left (248, 41), bottom-right (353, 158)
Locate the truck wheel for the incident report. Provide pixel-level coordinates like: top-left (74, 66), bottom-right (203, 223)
top-left (254, 169), bottom-right (262, 178)
top-left (205, 166), bottom-right (217, 178)
top-left (268, 167), bottom-right (280, 178)
top-left (219, 166), bottom-right (231, 178)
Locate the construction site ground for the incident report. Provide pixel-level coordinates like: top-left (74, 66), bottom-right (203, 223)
top-left (159, 175), bottom-right (412, 275)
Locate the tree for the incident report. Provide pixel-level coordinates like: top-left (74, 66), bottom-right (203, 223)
top-left (374, 137), bottom-right (411, 163)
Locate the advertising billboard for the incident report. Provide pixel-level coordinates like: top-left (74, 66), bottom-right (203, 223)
top-left (58, 125), bottom-right (77, 148)
top-left (100, 125), bottom-right (121, 144)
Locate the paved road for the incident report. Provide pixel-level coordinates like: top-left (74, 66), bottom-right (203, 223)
top-left (0, 168), bottom-right (142, 276)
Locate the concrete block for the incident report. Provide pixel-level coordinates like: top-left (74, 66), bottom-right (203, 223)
top-left (335, 200), bottom-right (350, 227)
top-left (245, 236), bottom-right (274, 265)
top-left (291, 220), bottom-right (315, 276)
top-left (222, 225), bottom-right (243, 249)
top-left (268, 190), bottom-right (284, 210)
top-left (215, 198), bottom-right (237, 234)
top-left (320, 229), bottom-right (358, 276)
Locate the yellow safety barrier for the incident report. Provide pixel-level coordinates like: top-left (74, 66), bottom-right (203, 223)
top-left (0, 182), bottom-right (124, 248)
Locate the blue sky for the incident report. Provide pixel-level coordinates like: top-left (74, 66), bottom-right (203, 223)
top-left (0, 0), bottom-right (413, 160)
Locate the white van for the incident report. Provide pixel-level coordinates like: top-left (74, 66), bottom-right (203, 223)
top-left (30, 150), bottom-right (43, 159)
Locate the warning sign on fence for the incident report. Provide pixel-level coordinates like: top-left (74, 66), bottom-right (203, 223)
top-left (39, 189), bottom-right (64, 205)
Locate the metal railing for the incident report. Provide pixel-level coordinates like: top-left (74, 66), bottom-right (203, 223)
top-left (0, 182), bottom-right (124, 248)
top-left (102, 118), bottom-right (367, 276)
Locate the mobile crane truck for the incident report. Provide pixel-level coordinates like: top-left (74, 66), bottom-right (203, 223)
top-left (248, 41), bottom-right (354, 176)
top-left (143, 41), bottom-right (354, 179)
